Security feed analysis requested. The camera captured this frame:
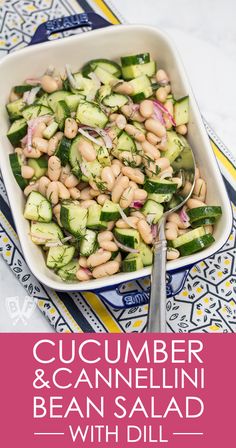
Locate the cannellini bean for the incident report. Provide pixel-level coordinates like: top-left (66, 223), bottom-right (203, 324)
top-left (46, 181), bottom-right (59, 205)
top-left (99, 240), bottom-right (118, 252)
top-left (41, 75), bottom-right (59, 93)
top-left (114, 253), bottom-right (122, 265)
top-left (48, 132), bottom-right (63, 156)
top-left (168, 212), bottom-right (190, 229)
top-left (57, 181), bottom-right (70, 199)
top-left (109, 113), bottom-right (119, 122)
top-left (112, 159), bottom-right (123, 167)
top-left (132, 110), bottom-right (146, 123)
top-left (79, 257), bottom-right (88, 268)
top-left (142, 140), bottom-right (160, 159)
top-left (89, 180), bottom-right (99, 191)
top-left (156, 87), bottom-right (168, 103)
top-left (192, 178), bottom-right (207, 202)
top-left (59, 164), bottom-right (71, 183)
top-left (64, 174), bottom-right (78, 189)
top-left (121, 104), bottom-right (133, 118)
top-left (89, 188), bottom-right (100, 197)
top-left (38, 176), bottom-right (50, 196)
top-left (137, 219), bottom-right (153, 244)
top-left (53, 204), bottom-right (62, 226)
top-left (34, 122), bottom-right (47, 138)
top-left (80, 187), bottom-right (92, 200)
top-left (164, 84), bottom-right (171, 94)
top-left (145, 118), bottom-right (166, 138)
top-left (112, 175), bottom-right (129, 203)
top-left (107, 221), bottom-right (115, 231)
top-left (32, 136), bottom-right (48, 154)
top-left (121, 166), bottom-right (145, 184)
top-left (195, 167), bottom-right (200, 180)
top-left (113, 82), bottom-right (133, 95)
top-left (80, 200), bottom-right (97, 209)
top-left (165, 228), bottom-right (178, 240)
top-left (78, 138), bottom-right (96, 162)
top-left (176, 124), bottom-right (187, 135)
top-left (129, 181), bottom-right (138, 190)
top-left (48, 156), bottom-right (61, 181)
top-left (111, 163), bottom-right (121, 177)
top-left (97, 194), bottom-right (109, 206)
top-left (64, 118), bottom-right (78, 139)
top-left (101, 166), bottom-right (115, 191)
top-left (92, 260), bottom-right (119, 278)
top-left (21, 165), bottom-right (35, 179)
top-left (119, 151), bottom-right (142, 167)
top-left (140, 100), bottom-right (154, 118)
top-left (164, 117), bottom-right (173, 130)
top-left (23, 146), bottom-right (42, 158)
top-left (97, 231), bottom-right (113, 244)
top-left (156, 69), bottom-right (169, 84)
top-left (164, 100), bottom-right (174, 115)
top-left (156, 157), bottom-right (170, 171)
top-left (145, 160), bottom-right (160, 177)
top-left (87, 250), bottom-right (111, 268)
top-left (125, 124), bottom-right (145, 142)
top-left (24, 181), bottom-right (39, 196)
top-left (69, 187), bottom-right (80, 200)
top-left (205, 225), bottom-right (213, 234)
top-left (77, 181), bottom-right (88, 190)
top-left (76, 268), bottom-right (91, 281)
top-left (167, 248), bottom-right (180, 260)
top-left (119, 185), bottom-right (135, 208)
top-left (180, 180), bottom-right (192, 197)
top-left (146, 132), bottom-right (161, 145)
top-left (165, 221), bottom-right (178, 231)
top-left (116, 114), bottom-right (127, 129)
top-left (159, 167), bottom-right (173, 177)
top-left (133, 188), bottom-right (148, 201)
top-left (115, 217), bottom-right (139, 229)
top-left (187, 198), bottom-right (206, 209)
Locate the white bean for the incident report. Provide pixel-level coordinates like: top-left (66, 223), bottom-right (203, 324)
top-left (146, 132), bottom-right (161, 145)
top-left (64, 118), bottom-right (78, 139)
top-left (76, 268), bottom-right (91, 281)
top-left (115, 217), bottom-right (139, 229)
top-left (97, 231), bottom-right (113, 244)
top-left (156, 69), bottom-right (169, 84)
top-left (111, 176), bottom-right (129, 203)
top-left (69, 187), bottom-right (80, 200)
top-left (142, 140), bottom-right (160, 160)
top-left (92, 261), bottom-right (119, 278)
top-left (80, 200), bottom-right (96, 209)
top-left (101, 166), bottom-right (115, 191)
top-left (156, 87), bottom-right (168, 103)
top-left (187, 199), bottom-right (206, 209)
top-left (121, 166), bottom-right (145, 184)
top-left (113, 82), bottom-right (134, 95)
top-left (133, 188), bottom-right (148, 201)
top-left (99, 240), bottom-right (118, 252)
top-left (79, 257), bottom-right (88, 268)
top-left (32, 137), bottom-right (48, 154)
top-left (41, 75), bottom-right (59, 93)
top-left (97, 194), bottom-right (109, 205)
top-left (167, 248), bottom-right (180, 260)
top-left (64, 174), bottom-right (79, 189)
top-left (87, 250), bottom-right (111, 268)
top-left (57, 181), bottom-right (70, 200)
top-left (137, 219), bottom-right (153, 244)
top-left (48, 156), bottom-right (61, 181)
top-left (46, 181), bottom-right (59, 205)
top-left (145, 118), bottom-right (166, 138)
top-left (140, 100), bottom-right (154, 118)
top-left (119, 185), bottom-right (135, 209)
top-left (78, 138), bottom-right (96, 162)
top-left (38, 176), bottom-right (50, 197)
top-left (21, 165), bottom-right (35, 179)
top-left (176, 124), bottom-right (187, 135)
top-left (24, 181), bottom-right (39, 196)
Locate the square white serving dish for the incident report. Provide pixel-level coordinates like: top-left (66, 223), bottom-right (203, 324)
top-left (0, 23), bottom-right (232, 291)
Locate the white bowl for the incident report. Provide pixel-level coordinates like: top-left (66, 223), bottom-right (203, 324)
top-left (0, 24), bottom-right (232, 291)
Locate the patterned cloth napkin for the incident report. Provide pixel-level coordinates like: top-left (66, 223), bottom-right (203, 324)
top-left (0, 0), bottom-right (235, 333)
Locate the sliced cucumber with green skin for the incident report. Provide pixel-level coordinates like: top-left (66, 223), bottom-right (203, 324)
top-left (100, 200), bottom-right (121, 221)
top-left (28, 156), bottom-right (48, 179)
top-left (14, 85), bottom-right (33, 94)
top-left (48, 90), bottom-right (73, 112)
top-left (31, 222), bottom-right (63, 245)
top-left (129, 74), bottom-right (151, 94)
top-left (187, 206), bottom-right (222, 223)
top-left (116, 131), bottom-right (136, 152)
top-left (122, 253), bottom-right (143, 272)
top-left (6, 99), bottom-right (25, 121)
top-left (24, 191), bottom-right (52, 222)
top-left (148, 192), bottom-right (173, 203)
top-left (164, 131), bottom-right (185, 163)
top-left (191, 217), bottom-right (216, 228)
top-left (177, 233), bottom-right (215, 256)
top-left (96, 85), bottom-right (112, 102)
top-left (65, 94), bottom-right (85, 112)
top-left (9, 153), bottom-right (28, 190)
top-left (73, 72), bottom-right (98, 95)
top-left (22, 105), bottom-right (53, 121)
top-left (7, 118), bottom-right (27, 146)
top-left (131, 121), bottom-right (146, 133)
top-left (174, 96), bottom-right (189, 126)
top-left (144, 178), bottom-right (178, 194)
top-left (36, 93), bottom-right (49, 107)
top-left (87, 204), bottom-right (107, 230)
top-left (43, 121), bottom-right (58, 139)
top-left (94, 66), bottom-right (118, 85)
top-left (46, 244), bottom-right (75, 269)
top-left (76, 100), bottom-right (108, 128)
top-left (55, 100), bottom-right (70, 130)
top-left (121, 53), bottom-right (150, 67)
top-left (142, 200), bottom-right (164, 224)
top-left (102, 93), bottom-right (129, 109)
top-left (96, 144), bottom-right (111, 167)
top-left (55, 136), bottom-right (71, 166)
top-left (69, 135), bottom-right (102, 180)
top-left (57, 259), bottom-right (78, 281)
top-left (60, 201), bottom-right (87, 237)
top-left (139, 241), bottom-right (153, 266)
top-left (172, 226), bottom-right (206, 248)
top-left (122, 61), bottom-right (156, 80)
top-left (79, 229), bottom-right (97, 257)
top-left (132, 88), bottom-right (153, 103)
top-left (82, 59), bottom-right (121, 78)
top-left (114, 228), bottom-right (140, 249)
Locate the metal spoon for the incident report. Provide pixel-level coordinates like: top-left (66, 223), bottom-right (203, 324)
top-left (146, 141), bottom-right (196, 333)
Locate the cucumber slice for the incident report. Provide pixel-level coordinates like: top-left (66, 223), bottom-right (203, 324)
top-left (55, 136), bottom-right (71, 166)
top-left (57, 259), bottom-right (78, 281)
top-left (6, 99), bottom-right (25, 121)
top-left (142, 200), bottom-right (164, 224)
top-left (164, 131), bottom-right (185, 163)
top-left (148, 192), bottom-right (173, 203)
top-left (96, 144), bottom-right (111, 167)
top-left (60, 201), bottom-right (87, 237)
top-left (116, 131), bottom-right (136, 152)
top-left (7, 118), bottom-right (27, 146)
top-left (191, 217), bottom-right (216, 228)
top-left (177, 234), bottom-right (215, 256)
top-left (144, 178), bottom-right (178, 194)
top-left (96, 85), bottom-right (112, 102)
top-left (55, 100), bottom-right (70, 130)
top-left (122, 253), bottom-right (143, 272)
top-left (122, 61), bottom-right (156, 80)
top-left (187, 206), bottom-right (222, 223)
top-left (22, 105), bottom-right (53, 121)
top-left (14, 85), bottom-right (32, 94)
top-left (132, 88), bottom-right (153, 103)
top-left (46, 245), bottom-right (75, 269)
top-left (121, 53), bottom-right (150, 67)
top-left (102, 93), bottom-right (129, 109)
top-left (43, 121), bottom-right (58, 139)
top-left (129, 75), bottom-right (151, 94)
top-left (28, 156), bottom-right (48, 179)
top-left (9, 153), bottom-right (28, 190)
top-left (82, 59), bottom-right (121, 78)
top-left (65, 94), bottom-right (85, 112)
top-left (30, 222), bottom-right (63, 245)
top-left (100, 200), bottom-right (121, 222)
top-left (172, 227), bottom-right (206, 248)
top-left (87, 204), bottom-right (107, 230)
top-left (114, 228), bottom-right (140, 249)
top-left (73, 72), bottom-right (98, 96)
top-left (76, 100), bottom-right (108, 128)
top-left (174, 96), bottom-right (189, 126)
top-left (94, 66), bottom-right (118, 85)
top-left (24, 191), bottom-right (52, 222)
top-left (48, 90), bottom-right (73, 111)
top-left (139, 241), bottom-right (153, 266)
top-left (36, 93), bottom-right (49, 107)
top-left (69, 135), bottom-right (102, 180)
top-left (79, 229), bottom-right (97, 257)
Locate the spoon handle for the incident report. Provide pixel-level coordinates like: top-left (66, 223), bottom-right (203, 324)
top-left (146, 219), bottom-right (167, 333)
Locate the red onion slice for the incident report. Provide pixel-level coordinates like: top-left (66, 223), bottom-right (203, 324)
top-left (25, 78), bottom-right (41, 86)
top-left (118, 206), bottom-right (137, 229)
top-left (153, 102), bottom-right (165, 125)
top-left (25, 86), bottom-right (41, 105)
top-left (153, 99), bottom-right (176, 126)
top-left (80, 126), bottom-right (113, 149)
top-left (78, 128), bottom-right (100, 146)
top-left (114, 237), bottom-right (140, 254)
top-left (179, 207), bottom-right (189, 224)
top-left (130, 200), bottom-right (144, 209)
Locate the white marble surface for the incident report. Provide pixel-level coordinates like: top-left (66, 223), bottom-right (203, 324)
top-left (0, 0), bottom-right (235, 332)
